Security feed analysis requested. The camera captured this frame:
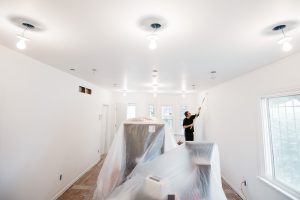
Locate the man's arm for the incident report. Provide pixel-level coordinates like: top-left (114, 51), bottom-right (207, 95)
top-left (183, 124), bottom-right (193, 129)
top-left (183, 118), bottom-right (193, 129)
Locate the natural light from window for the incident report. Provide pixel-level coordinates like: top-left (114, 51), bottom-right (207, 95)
top-left (149, 104), bottom-right (155, 118)
top-left (262, 94), bottom-right (300, 197)
top-left (161, 105), bottom-right (173, 129)
top-left (180, 105), bottom-right (188, 134)
top-left (127, 103), bottom-right (136, 119)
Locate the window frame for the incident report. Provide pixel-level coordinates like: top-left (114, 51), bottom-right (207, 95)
top-left (126, 103), bottom-right (136, 119)
top-left (161, 105), bottom-right (173, 130)
top-left (149, 104), bottom-right (155, 118)
top-left (179, 105), bottom-right (188, 135)
top-left (260, 90), bottom-right (300, 199)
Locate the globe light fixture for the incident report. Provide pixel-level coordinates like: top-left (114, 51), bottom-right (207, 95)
top-left (16, 23), bottom-right (35, 50)
top-left (273, 25), bottom-right (293, 52)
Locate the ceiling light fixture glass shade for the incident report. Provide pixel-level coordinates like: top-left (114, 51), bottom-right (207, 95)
top-left (147, 34), bottom-right (159, 50)
top-left (282, 42), bottom-right (293, 52)
top-left (278, 36), bottom-right (293, 52)
top-left (16, 23), bottom-right (35, 50)
top-left (146, 23), bottom-right (161, 50)
top-left (273, 25), bottom-right (293, 52)
top-left (16, 35), bottom-right (29, 50)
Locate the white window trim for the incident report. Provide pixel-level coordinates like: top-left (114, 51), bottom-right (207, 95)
top-left (258, 89), bottom-right (300, 200)
top-left (258, 177), bottom-right (300, 200)
top-left (161, 105), bottom-right (173, 130)
top-left (149, 104), bottom-right (155, 118)
top-left (179, 105), bottom-right (188, 135)
top-left (126, 103), bottom-right (136, 119)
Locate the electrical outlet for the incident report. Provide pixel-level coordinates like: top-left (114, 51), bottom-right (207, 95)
top-left (59, 174), bottom-right (63, 181)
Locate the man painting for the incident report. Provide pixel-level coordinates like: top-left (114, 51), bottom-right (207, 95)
top-left (183, 107), bottom-right (201, 141)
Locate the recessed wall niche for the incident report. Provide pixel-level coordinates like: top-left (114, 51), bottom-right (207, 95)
top-left (79, 86), bottom-right (92, 95)
top-left (86, 88), bottom-right (92, 95)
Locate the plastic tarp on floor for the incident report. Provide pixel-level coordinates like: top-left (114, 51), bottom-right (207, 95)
top-left (93, 118), bottom-right (227, 200)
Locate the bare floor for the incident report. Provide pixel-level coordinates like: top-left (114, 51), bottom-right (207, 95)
top-left (58, 156), bottom-right (242, 200)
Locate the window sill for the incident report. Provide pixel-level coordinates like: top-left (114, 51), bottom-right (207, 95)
top-left (257, 176), bottom-right (300, 200)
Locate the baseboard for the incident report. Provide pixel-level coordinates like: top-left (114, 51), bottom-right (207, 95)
top-left (222, 175), bottom-right (246, 200)
top-left (51, 158), bottom-right (100, 200)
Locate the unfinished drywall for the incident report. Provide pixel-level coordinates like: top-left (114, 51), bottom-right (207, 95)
top-left (0, 44), bottom-right (112, 200)
top-left (202, 52), bottom-right (300, 200)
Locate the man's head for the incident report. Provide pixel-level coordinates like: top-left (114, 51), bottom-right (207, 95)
top-left (184, 111), bottom-right (191, 118)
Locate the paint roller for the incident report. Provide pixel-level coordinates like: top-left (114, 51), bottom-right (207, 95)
top-left (200, 92), bottom-right (208, 108)
top-left (190, 94), bottom-right (207, 130)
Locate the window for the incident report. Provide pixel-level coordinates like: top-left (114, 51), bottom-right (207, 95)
top-left (261, 94), bottom-right (300, 198)
top-left (127, 103), bottom-right (136, 119)
top-left (161, 106), bottom-right (173, 129)
top-left (180, 105), bottom-right (188, 132)
top-left (149, 104), bottom-right (155, 118)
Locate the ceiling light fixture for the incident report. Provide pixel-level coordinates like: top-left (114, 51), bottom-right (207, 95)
top-left (273, 25), bottom-right (293, 52)
top-left (121, 89), bottom-right (127, 97)
top-left (192, 84), bottom-right (196, 90)
top-left (210, 70), bottom-right (217, 79)
top-left (147, 23), bottom-right (161, 50)
top-left (113, 83), bottom-right (120, 88)
top-left (92, 68), bottom-right (97, 74)
top-left (152, 69), bottom-right (159, 83)
top-left (16, 23), bottom-right (35, 50)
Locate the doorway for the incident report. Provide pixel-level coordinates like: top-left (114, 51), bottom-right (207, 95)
top-left (101, 104), bottom-right (110, 154)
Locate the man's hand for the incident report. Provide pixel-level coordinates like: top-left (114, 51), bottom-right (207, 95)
top-left (197, 107), bottom-right (201, 115)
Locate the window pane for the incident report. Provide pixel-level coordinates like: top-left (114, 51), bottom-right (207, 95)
top-left (179, 105), bottom-right (188, 134)
top-left (267, 94), bottom-right (300, 192)
top-left (149, 104), bottom-right (155, 118)
top-left (161, 106), bottom-right (173, 129)
top-left (127, 103), bottom-right (136, 119)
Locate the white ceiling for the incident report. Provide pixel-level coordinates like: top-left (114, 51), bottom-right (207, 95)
top-left (1, 0), bottom-right (300, 94)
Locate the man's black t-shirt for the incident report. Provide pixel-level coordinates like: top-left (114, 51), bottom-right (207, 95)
top-left (183, 114), bottom-right (198, 133)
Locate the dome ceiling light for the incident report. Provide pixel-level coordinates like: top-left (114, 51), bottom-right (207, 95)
top-left (272, 24), bottom-right (293, 52)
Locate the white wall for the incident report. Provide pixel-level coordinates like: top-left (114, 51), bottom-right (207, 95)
top-left (111, 92), bottom-right (201, 138)
top-left (202, 52), bottom-right (300, 200)
top-left (0, 45), bottom-right (112, 200)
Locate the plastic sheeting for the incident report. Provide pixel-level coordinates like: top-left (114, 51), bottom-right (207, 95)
top-left (93, 118), bottom-right (177, 199)
top-left (93, 118), bottom-right (226, 200)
